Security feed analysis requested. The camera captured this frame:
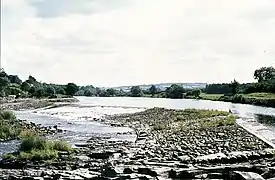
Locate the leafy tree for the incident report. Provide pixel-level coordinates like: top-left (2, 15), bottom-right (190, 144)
top-left (229, 79), bottom-right (239, 95)
top-left (45, 86), bottom-right (56, 96)
top-left (55, 86), bottom-right (66, 95)
top-left (254, 67), bottom-right (275, 83)
top-left (8, 75), bottom-right (22, 84)
top-left (191, 89), bottom-right (201, 98)
top-left (0, 71), bottom-right (8, 78)
top-left (106, 88), bottom-right (116, 97)
top-left (33, 87), bottom-right (46, 98)
top-left (75, 90), bottom-right (85, 96)
top-left (26, 75), bottom-right (37, 85)
top-left (130, 86), bottom-right (143, 97)
top-left (204, 83), bottom-right (230, 94)
top-left (65, 83), bottom-right (79, 96)
top-left (21, 81), bottom-right (31, 92)
top-left (166, 84), bottom-right (185, 99)
top-left (0, 77), bottom-right (10, 96)
top-left (149, 85), bottom-right (157, 96)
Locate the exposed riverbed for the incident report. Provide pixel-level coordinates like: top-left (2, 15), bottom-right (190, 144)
top-left (1, 96), bottom-right (275, 157)
top-left (1, 97), bottom-right (275, 179)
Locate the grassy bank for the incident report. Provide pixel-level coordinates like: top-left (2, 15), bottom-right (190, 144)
top-left (186, 93), bottom-right (275, 108)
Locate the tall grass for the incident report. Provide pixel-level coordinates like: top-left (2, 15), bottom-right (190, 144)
top-left (9, 136), bottom-right (74, 161)
top-left (175, 109), bottom-right (230, 121)
top-left (0, 111), bottom-right (16, 120)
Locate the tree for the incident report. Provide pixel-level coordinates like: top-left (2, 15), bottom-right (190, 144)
top-left (8, 75), bottom-right (22, 84)
top-left (33, 87), bottom-right (46, 98)
top-left (191, 89), bottom-right (201, 98)
top-left (130, 86), bottom-right (143, 97)
top-left (166, 84), bottom-right (185, 99)
top-left (75, 90), bottom-right (85, 96)
top-left (229, 79), bottom-right (239, 95)
top-left (27, 75), bottom-right (37, 85)
top-left (45, 86), bottom-right (56, 96)
top-left (0, 77), bottom-right (10, 97)
top-left (106, 88), bottom-right (116, 97)
top-left (65, 83), bottom-right (79, 96)
top-left (21, 81), bottom-right (31, 92)
top-left (149, 85), bottom-right (157, 97)
top-left (254, 67), bottom-right (275, 83)
top-left (55, 86), bottom-right (66, 95)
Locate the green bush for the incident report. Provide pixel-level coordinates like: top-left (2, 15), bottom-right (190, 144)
top-left (0, 111), bottom-right (16, 120)
top-left (19, 136), bottom-right (52, 152)
top-left (3, 136), bottom-right (73, 161)
top-left (53, 140), bottom-right (73, 152)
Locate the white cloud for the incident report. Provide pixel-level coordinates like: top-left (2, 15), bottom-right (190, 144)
top-left (2, 0), bottom-right (275, 87)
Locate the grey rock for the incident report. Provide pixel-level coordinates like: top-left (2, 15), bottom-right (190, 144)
top-left (231, 171), bottom-right (265, 180)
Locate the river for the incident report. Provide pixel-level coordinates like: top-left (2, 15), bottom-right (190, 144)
top-left (1, 96), bottom-right (275, 157)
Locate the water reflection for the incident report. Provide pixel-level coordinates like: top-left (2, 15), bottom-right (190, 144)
top-left (255, 114), bottom-right (275, 126)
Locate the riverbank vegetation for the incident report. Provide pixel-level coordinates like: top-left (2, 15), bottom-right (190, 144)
top-left (1, 67), bottom-right (274, 107)
top-left (3, 135), bottom-right (73, 161)
top-left (0, 110), bottom-right (58, 141)
top-left (3, 136), bottom-right (73, 161)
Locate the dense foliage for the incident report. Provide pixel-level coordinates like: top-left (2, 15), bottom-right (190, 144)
top-left (205, 67), bottom-right (275, 95)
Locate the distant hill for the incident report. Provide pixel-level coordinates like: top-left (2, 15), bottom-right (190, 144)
top-left (113, 83), bottom-right (207, 92)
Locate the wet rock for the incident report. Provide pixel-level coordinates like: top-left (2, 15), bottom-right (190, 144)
top-left (168, 169), bottom-right (197, 179)
top-left (231, 171), bottom-right (265, 180)
top-left (123, 167), bottom-right (135, 174)
top-left (138, 167), bottom-right (158, 177)
top-left (102, 167), bottom-right (118, 177)
top-left (89, 151), bottom-right (114, 159)
top-left (262, 167), bottom-right (275, 179)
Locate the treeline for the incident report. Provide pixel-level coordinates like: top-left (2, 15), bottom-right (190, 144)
top-left (0, 69), bottom-right (199, 99)
top-left (0, 66), bottom-right (274, 100)
top-left (204, 67), bottom-right (275, 95)
top-left (0, 71), bottom-right (77, 98)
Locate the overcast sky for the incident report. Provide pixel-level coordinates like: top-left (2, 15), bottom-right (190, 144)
top-left (1, 0), bottom-right (275, 87)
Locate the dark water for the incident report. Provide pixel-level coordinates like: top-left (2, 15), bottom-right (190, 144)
top-left (1, 97), bottom-right (275, 157)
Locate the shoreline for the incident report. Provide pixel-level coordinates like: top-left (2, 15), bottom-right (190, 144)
top-left (0, 97), bottom-right (79, 111)
top-left (1, 108), bottom-right (275, 179)
top-left (185, 95), bottom-right (275, 109)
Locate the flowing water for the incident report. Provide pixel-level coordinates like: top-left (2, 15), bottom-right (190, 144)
top-left (1, 97), bottom-right (275, 157)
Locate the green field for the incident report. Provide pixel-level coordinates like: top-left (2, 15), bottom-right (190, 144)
top-left (200, 93), bottom-right (223, 101)
top-left (241, 93), bottom-right (275, 100)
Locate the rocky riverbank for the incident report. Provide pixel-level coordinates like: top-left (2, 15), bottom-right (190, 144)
top-left (0, 98), bottom-right (78, 111)
top-left (1, 108), bottom-right (275, 179)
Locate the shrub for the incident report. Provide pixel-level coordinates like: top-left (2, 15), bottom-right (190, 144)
top-left (3, 136), bottom-right (73, 161)
top-left (19, 136), bottom-right (53, 152)
top-left (53, 140), bottom-right (73, 152)
top-left (0, 111), bottom-right (16, 120)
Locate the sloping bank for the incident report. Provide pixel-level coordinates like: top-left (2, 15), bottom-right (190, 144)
top-left (186, 94), bottom-right (275, 108)
top-left (219, 95), bottom-right (275, 108)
